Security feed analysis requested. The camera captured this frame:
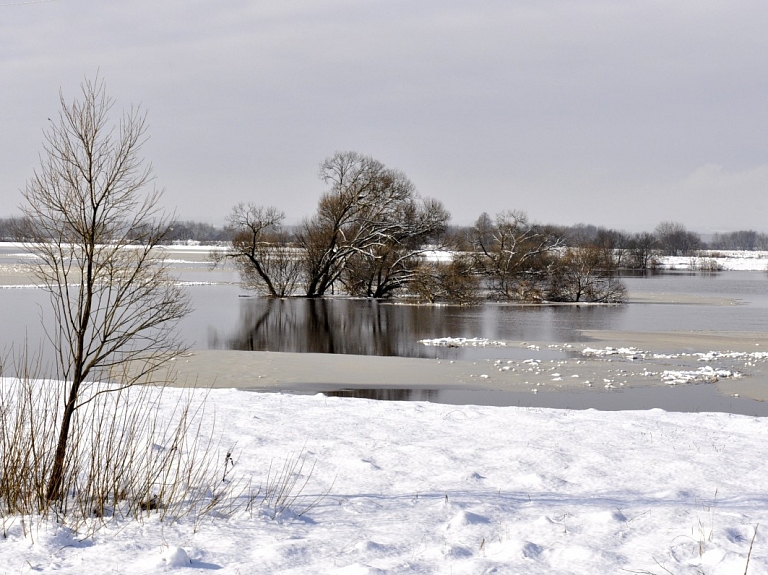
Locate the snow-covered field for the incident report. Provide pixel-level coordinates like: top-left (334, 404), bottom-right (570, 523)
top-left (657, 251), bottom-right (768, 272)
top-left (2, 244), bottom-right (768, 277)
top-left (2, 386), bottom-right (766, 574)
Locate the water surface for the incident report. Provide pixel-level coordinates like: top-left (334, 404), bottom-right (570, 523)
top-left (3, 271), bottom-right (767, 363)
top-left (199, 271), bottom-right (768, 360)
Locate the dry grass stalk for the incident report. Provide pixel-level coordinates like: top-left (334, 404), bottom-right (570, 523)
top-left (0, 351), bottom-right (243, 536)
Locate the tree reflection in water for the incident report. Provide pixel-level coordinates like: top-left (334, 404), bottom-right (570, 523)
top-left (211, 297), bottom-right (613, 359)
top-left (222, 298), bottom-right (464, 358)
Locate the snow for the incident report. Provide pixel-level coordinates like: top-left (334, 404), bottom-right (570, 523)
top-left (660, 366), bottom-right (742, 385)
top-left (159, 545), bottom-right (192, 567)
top-left (1, 385), bottom-right (766, 574)
top-left (658, 251), bottom-right (768, 271)
top-left (582, 346), bottom-right (768, 364)
top-left (1, 242), bottom-right (767, 572)
top-left (419, 246), bottom-right (768, 272)
top-left (419, 337), bottom-right (507, 347)
top-left (4, 244), bottom-right (768, 273)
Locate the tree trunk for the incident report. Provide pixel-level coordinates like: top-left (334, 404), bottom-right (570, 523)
top-left (46, 379), bottom-right (81, 502)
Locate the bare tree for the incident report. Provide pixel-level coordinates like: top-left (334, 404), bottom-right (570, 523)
top-left (343, 196), bottom-right (450, 298)
top-left (410, 254), bottom-right (480, 304)
top-left (655, 221), bottom-right (701, 256)
top-left (627, 231), bottom-right (659, 270)
top-left (297, 151), bottom-right (445, 297)
top-left (17, 77), bottom-right (190, 502)
top-left (471, 210), bottom-right (563, 301)
top-left (215, 203), bottom-right (302, 297)
top-left (592, 228), bottom-right (630, 268)
top-left (548, 247), bottom-right (627, 303)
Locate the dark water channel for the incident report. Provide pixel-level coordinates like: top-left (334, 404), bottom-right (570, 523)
top-left (307, 385), bottom-right (768, 417)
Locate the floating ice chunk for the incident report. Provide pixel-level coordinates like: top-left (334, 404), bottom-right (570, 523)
top-left (582, 346), bottom-right (646, 359)
top-left (661, 366), bottom-right (742, 385)
top-left (419, 337), bottom-right (507, 347)
top-left (696, 351), bottom-right (768, 361)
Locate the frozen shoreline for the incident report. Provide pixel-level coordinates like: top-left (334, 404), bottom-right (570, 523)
top-left (161, 328), bottom-right (768, 406)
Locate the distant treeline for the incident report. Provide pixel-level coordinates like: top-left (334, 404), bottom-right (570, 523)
top-left (554, 223), bottom-right (768, 253)
top-left (707, 230), bottom-right (768, 251)
top-left (2, 216), bottom-right (766, 252)
top-left (164, 220), bottom-right (232, 243)
top-left (0, 217), bottom-right (233, 244)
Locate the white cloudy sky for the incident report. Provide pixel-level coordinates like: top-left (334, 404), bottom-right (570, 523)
top-left (1, 0), bottom-right (767, 232)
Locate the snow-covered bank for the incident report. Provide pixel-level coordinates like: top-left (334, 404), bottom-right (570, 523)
top-left (658, 251), bottom-right (768, 271)
top-left (2, 388), bottom-right (766, 574)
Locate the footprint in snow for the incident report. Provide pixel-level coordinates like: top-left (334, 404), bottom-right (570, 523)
top-left (354, 540), bottom-right (389, 555)
top-left (522, 541), bottom-right (544, 560)
top-left (446, 510), bottom-right (491, 530)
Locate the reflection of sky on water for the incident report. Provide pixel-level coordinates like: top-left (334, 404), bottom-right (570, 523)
top-left (623, 271), bottom-right (768, 304)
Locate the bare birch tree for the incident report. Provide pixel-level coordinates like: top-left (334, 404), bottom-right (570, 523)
top-left (18, 77), bottom-right (190, 502)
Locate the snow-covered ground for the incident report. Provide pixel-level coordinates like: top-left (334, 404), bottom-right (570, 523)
top-left (2, 386), bottom-right (766, 574)
top-left (3, 243), bottom-right (768, 275)
top-left (657, 251), bottom-right (768, 272)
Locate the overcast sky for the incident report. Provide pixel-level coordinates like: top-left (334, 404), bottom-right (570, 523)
top-left (1, 1), bottom-right (767, 232)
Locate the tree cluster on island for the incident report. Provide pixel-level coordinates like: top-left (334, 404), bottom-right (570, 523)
top-left (214, 151), bottom-right (628, 304)
top-left (210, 162), bottom-right (768, 304)
top-left (218, 152), bottom-right (749, 304)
